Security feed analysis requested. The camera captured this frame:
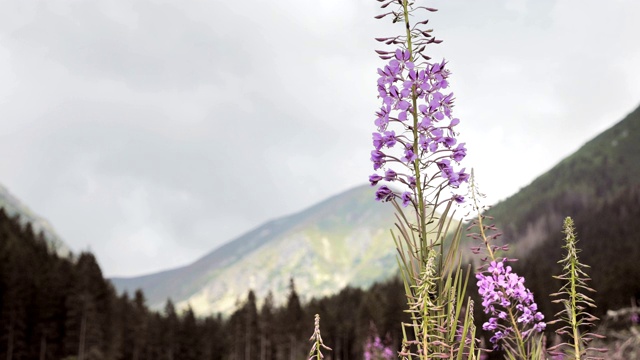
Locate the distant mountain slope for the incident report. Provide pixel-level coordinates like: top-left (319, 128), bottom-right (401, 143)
top-left (111, 185), bottom-right (402, 315)
top-left (112, 104), bottom-right (640, 316)
top-left (485, 104), bottom-right (640, 253)
top-left (0, 183), bottom-right (71, 257)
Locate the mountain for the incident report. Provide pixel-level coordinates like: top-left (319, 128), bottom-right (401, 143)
top-left (111, 185), bottom-right (403, 315)
top-left (0, 182), bottom-right (71, 257)
top-left (112, 103), bottom-right (640, 317)
top-left (474, 103), bottom-right (640, 323)
top-left (484, 104), bottom-right (640, 254)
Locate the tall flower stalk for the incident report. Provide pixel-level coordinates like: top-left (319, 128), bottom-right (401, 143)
top-left (547, 217), bottom-right (606, 359)
top-left (370, 2), bottom-right (604, 360)
top-left (371, 1), bottom-right (477, 358)
top-left (308, 314), bottom-right (332, 360)
top-left (468, 176), bottom-right (546, 359)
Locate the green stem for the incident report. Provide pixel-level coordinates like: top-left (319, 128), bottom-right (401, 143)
top-left (570, 246), bottom-right (581, 360)
top-left (506, 306), bottom-right (527, 358)
top-left (471, 179), bottom-right (528, 358)
top-left (402, 0), bottom-right (427, 261)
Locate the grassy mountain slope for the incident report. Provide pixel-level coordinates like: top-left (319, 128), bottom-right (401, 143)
top-left (0, 183), bottom-right (71, 257)
top-left (113, 103), bottom-right (640, 316)
top-left (485, 104), bottom-right (640, 252)
top-left (111, 184), bottom-right (402, 315)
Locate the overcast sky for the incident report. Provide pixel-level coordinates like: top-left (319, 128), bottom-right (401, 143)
top-left (0, 0), bottom-right (638, 277)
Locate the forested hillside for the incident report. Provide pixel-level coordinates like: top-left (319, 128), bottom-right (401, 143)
top-left (511, 185), bottom-right (640, 321)
top-left (2, 105), bottom-right (640, 359)
top-left (2, 188), bottom-right (639, 359)
top-left (0, 183), bottom-right (70, 257)
top-left (485, 104), bottom-right (640, 254)
top-left (0, 208), bottom-right (224, 360)
top-left (0, 207), bottom-right (408, 360)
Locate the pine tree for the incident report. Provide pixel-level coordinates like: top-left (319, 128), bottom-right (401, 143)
top-left (283, 279), bottom-right (305, 360)
top-left (259, 292), bottom-right (277, 360)
top-left (178, 306), bottom-right (201, 360)
top-left (161, 299), bottom-right (179, 360)
top-left (131, 290), bottom-right (149, 360)
top-left (64, 253), bottom-right (108, 360)
top-left (0, 213), bottom-right (39, 360)
top-left (243, 290), bottom-right (259, 360)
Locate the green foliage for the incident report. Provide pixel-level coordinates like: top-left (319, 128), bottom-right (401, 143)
top-left (391, 196), bottom-right (479, 359)
top-left (548, 217), bottom-right (605, 359)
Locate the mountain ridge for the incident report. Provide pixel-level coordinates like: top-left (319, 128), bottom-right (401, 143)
top-left (111, 102), bottom-right (640, 316)
top-left (484, 103), bottom-right (640, 253)
top-left (111, 184), bottom-right (400, 315)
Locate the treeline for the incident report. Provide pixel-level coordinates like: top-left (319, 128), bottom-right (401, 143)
top-left (2, 186), bottom-right (639, 359)
top-left (0, 207), bottom-right (407, 360)
top-left (0, 207), bottom-right (227, 360)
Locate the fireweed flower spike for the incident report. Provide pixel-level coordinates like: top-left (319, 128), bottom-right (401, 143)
top-left (468, 173), bottom-right (546, 358)
top-left (370, 9), bottom-right (468, 209)
top-left (370, 52), bottom-right (468, 198)
top-left (308, 314), bottom-right (332, 360)
top-left (475, 259), bottom-right (546, 347)
top-left (547, 217), bottom-right (606, 359)
top-left (372, 1), bottom-right (480, 360)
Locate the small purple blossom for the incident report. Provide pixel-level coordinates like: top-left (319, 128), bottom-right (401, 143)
top-left (372, 132), bottom-right (384, 150)
top-left (369, 174), bottom-right (383, 186)
top-left (375, 104), bottom-right (391, 131)
top-left (452, 143), bottom-right (466, 162)
top-left (402, 147), bottom-right (417, 164)
top-left (373, 130), bottom-right (398, 151)
top-left (383, 130), bottom-right (397, 148)
top-left (401, 191), bottom-right (412, 207)
top-left (375, 186), bottom-right (394, 202)
top-left (407, 175), bottom-right (416, 189)
top-left (364, 336), bottom-right (395, 360)
top-left (384, 169), bottom-right (397, 181)
top-left (371, 150), bottom-right (386, 170)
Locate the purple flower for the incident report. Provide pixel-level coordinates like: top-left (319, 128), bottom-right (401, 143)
top-left (384, 169), bottom-right (397, 181)
top-left (452, 143), bottom-right (466, 162)
top-left (476, 259), bottom-right (545, 347)
top-left (372, 132), bottom-right (384, 150)
top-left (483, 317), bottom-right (498, 331)
top-left (375, 104), bottom-right (391, 131)
top-left (407, 175), bottom-right (416, 189)
top-left (364, 335), bottom-right (395, 360)
top-left (371, 150), bottom-right (386, 170)
top-left (375, 186), bottom-right (394, 202)
top-left (369, 174), bottom-right (383, 186)
top-left (437, 159), bottom-right (453, 177)
top-left (402, 146), bottom-right (417, 164)
top-left (401, 191), bottom-right (412, 207)
top-left (383, 130), bottom-right (397, 148)
top-left (442, 136), bottom-right (456, 147)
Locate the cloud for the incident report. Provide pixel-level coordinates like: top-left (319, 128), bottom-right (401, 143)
top-left (0, 0), bottom-right (638, 276)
